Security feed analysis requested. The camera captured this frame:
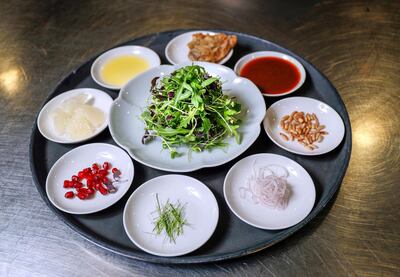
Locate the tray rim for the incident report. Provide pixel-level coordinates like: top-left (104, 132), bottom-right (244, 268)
top-left (29, 28), bottom-right (352, 264)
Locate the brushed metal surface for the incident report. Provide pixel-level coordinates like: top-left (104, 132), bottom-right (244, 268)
top-left (0, 0), bottom-right (399, 276)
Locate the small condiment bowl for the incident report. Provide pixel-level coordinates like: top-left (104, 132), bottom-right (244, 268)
top-left (234, 51), bottom-right (306, 97)
top-left (46, 143), bottom-right (134, 214)
top-left (224, 153), bottom-right (315, 230)
top-left (165, 31), bottom-right (234, 65)
top-left (37, 88), bottom-right (113, 144)
top-left (263, 96), bottom-right (345, 155)
top-left (91, 45), bottom-right (161, 90)
top-left (123, 174), bottom-right (219, 256)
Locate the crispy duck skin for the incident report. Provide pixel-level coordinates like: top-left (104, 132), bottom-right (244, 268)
top-left (188, 33), bottom-right (237, 63)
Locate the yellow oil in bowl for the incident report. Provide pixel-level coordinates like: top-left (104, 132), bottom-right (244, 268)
top-left (101, 55), bottom-right (149, 87)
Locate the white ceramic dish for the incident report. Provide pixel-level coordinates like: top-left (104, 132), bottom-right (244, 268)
top-left (224, 153), bottom-right (316, 230)
top-left (234, 51), bottom-right (306, 97)
top-left (109, 61), bottom-right (266, 172)
top-left (37, 88), bottom-right (113, 144)
top-left (123, 175), bottom-right (219, 257)
top-left (165, 31), bottom-right (234, 65)
top-left (263, 96), bottom-right (345, 155)
top-left (46, 143), bottom-right (134, 214)
top-left (91, 45), bottom-right (161, 90)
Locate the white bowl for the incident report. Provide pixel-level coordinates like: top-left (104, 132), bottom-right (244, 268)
top-left (224, 153), bottom-right (316, 230)
top-left (37, 88), bottom-right (113, 144)
top-left (91, 45), bottom-right (161, 90)
top-left (263, 96), bottom-right (345, 155)
top-left (123, 175), bottom-right (219, 257)
top-left (165, 31), bottom-right (234, 65)
top-left (109, 61), bottom-right (266, 172)
top-left (234, 51), bottom-right (306, 97)
top-left (46, 143), bottom-right (134, 214)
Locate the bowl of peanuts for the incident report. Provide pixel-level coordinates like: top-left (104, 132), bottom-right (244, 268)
top-left (263, 97), bottom-right (345, 155)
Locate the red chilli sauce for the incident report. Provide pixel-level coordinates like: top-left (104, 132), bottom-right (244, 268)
top-left (240, 57), bottom-right (301, 95)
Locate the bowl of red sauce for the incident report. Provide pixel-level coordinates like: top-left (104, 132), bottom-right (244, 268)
top-left (234, 51), bottom-right (306, 97)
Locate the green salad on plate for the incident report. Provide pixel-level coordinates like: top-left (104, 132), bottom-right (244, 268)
top-left (141, 65), bottom-right (242, 158)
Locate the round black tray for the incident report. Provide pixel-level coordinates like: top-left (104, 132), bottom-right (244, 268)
top-left (30, 29), bottom-right (352, 264)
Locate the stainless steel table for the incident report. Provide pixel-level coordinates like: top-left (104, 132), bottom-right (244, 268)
top-left (1, 0), bottom-right (399, 276)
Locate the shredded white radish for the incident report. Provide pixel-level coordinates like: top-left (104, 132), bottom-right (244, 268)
top-left (239, 161), bottom-right (291, 210)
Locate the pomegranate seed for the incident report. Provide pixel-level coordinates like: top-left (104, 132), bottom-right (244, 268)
top-left (63, 180), bottom-right (71, 188)
top-left (77, 188), bottom-right (88, 194)
top-left (64, 161), bottom-right (115, 200)
top-left (65, 191), bottom-right (74, 198)
top-left (102, 162), bottom-right (110, 170)
top-left (99, 186), bottom-right (108, 195)
top-left (78, 171), bottom-right (85, 179)
top-left (77, 192), bottom-right (87, 200)
top-left (98, 170), bottom-right (107, 176)
top-left (73, 181), bottom-right (82, 189)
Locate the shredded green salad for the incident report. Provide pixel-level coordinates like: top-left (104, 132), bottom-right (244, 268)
top-left (141, 65), bottom-right (242, 158)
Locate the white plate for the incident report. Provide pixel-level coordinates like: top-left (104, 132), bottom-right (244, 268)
top-left (109, 61), bottom-right (266, 172)
top-left (123, 175), bottom-right (219, 257)
top-left (46, 143), bottom-right (134, 214)
top-left (165, 31), bottom-right (234, 65)
top-left (224, 153), bottom-right (316, 230)
top-left (37, 88), bottom-right (113, 144)
top-left (91, 45), bottom-right (161, 90)
top-left (234, 51), bottom-right (306, 97)
top-left (263, 97), bottom-right (345, 155)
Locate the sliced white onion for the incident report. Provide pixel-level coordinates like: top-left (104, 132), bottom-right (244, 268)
top-left (240, 161), bottom-right (290, 210)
